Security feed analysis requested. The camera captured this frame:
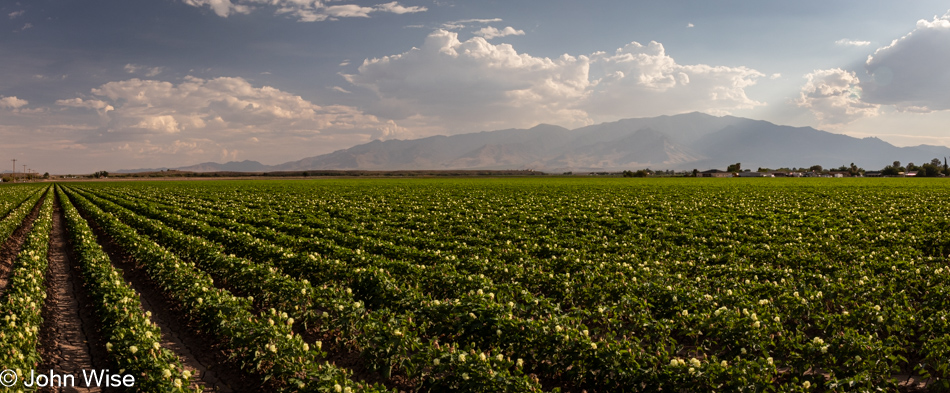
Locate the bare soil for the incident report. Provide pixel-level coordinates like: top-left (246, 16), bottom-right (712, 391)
top-left (38, 198), bottom-right (109, 392)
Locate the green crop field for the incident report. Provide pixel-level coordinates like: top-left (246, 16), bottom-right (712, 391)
top-left (2, 178), bottom-right (950, 392)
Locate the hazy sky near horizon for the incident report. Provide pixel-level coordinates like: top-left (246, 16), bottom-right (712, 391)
top-left (2, 0), bottom-right (950, 173)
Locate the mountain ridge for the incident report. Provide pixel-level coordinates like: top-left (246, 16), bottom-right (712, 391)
top-left (117, 113), bottom-right (950, 173)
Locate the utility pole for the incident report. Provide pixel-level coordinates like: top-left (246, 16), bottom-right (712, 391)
top-left (10, 159), bottom-right (15, 183)
top-left (22, 165), bottom-right (26, 182)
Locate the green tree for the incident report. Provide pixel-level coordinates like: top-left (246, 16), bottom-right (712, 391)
top-left (726, 163), bottom-right (741, 172)
top-left (881, 165), bottom-right (900, 176)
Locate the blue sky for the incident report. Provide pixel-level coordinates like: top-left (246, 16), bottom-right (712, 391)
top-left (2, 0), bottom-right (950, 173)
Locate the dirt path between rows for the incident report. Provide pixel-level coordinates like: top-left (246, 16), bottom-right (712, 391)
top-left (0, 193), bottom-right (45, 294)
top-left (72, 199), bottom-right (250, 393)
top-left (38, 198), bottom-right (108, 393)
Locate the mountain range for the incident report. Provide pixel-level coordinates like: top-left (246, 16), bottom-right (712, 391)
top-left (118, 113), bottom-right (950, 173)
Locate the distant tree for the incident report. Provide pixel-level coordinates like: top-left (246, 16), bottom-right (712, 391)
top-left (920, 163), bottom-right (943, 177)
top-left (809, 165), bottom-right (823, 173)
top-left (42, 172), bottom-right (49, 179)
top-left (931, 158), bottom-right (942, 167)
top-left (881, 165), bottom-right (900, 176)
top-left (92, 171), bottom-right (109, 179)
top-left (622, 169), bottom-right (651, 177)
top-left (692, 169), bottom-right (699, 177)
top-left (848, 163), bottom-right (859, 177)
top-left (906, 162), bottom-right (917, 172)
top-left (893, 161), bottom-right (901, 169)
top-left (726, 163), bottom-right (741, 172)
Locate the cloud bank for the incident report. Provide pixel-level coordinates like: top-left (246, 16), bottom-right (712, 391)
top-left (346, 30), bottom-right (766, 132)
top-left (801, 12), bottom-right (950, 124)
top-left (50, 76), bottom-right (401, 166)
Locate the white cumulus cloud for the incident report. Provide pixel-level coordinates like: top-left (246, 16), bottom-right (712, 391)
top-left (797, 68), bottom-right (879, 126)
top-left (346, 30), bottom-right (592, 132)
top-left (474, 26), bottom-right (525, 40)
top-left (0, 96), bottom-right (28, 109)
top-left (586, 41), bottom-right (765, 118)
top-left (346, 30), bottom-right (766, 133)
top-left (862, 13), bottom-right (950, 112)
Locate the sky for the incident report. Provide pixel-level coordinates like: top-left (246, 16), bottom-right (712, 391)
top-left (2, 0), bottom-right (950, 174)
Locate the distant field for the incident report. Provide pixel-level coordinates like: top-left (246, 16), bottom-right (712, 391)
top-left (3, 178), bottom-right (949, 391)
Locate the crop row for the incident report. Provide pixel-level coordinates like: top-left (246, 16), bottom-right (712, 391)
top-left (0, 187), bottom-right (52, 384)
